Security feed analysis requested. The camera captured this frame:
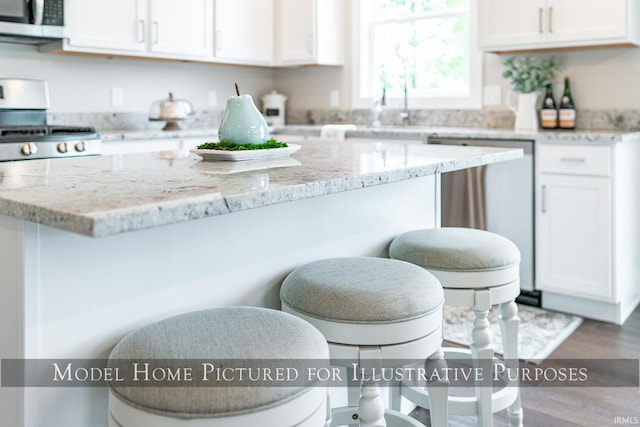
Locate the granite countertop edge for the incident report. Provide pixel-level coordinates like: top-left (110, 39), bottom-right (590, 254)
top-left (0, 148), bottom-right (521, 238)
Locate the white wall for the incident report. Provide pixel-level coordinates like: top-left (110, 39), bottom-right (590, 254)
top-left (483, 48), bottom-right (640, 110)
top-left (0, 44), bottom-right (275, 113)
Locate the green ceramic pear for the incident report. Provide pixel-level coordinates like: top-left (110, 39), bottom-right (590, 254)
top-left (218, 83), bottom-right (269, 145)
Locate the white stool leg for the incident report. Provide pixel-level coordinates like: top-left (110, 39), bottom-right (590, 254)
top-left (358, 378), bottom-right (386, 427)
top-left (499, 300), bottom-right (523, 427)
top-left (347, 367), bottom-right (361, 427)
top-left (425, 347), bottom-right (449, 427)
top-left (471, 290), bottom-right (494, 427)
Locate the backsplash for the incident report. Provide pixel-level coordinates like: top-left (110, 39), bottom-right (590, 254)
top-left (48, 110), bottom-right (223, 131)
top-left (49, 109), bottom-right (640, 132)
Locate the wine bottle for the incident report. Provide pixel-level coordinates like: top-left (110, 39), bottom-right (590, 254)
top-left (558, 76), bottom-right (576, 130)
top-left (540, 83), bottom-right (558, 129)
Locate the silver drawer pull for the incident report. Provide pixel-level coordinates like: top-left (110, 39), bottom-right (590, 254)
top-left (559, 157), bottom-right (586, 163)
top-left (539, 8), bottom-right (543, 33)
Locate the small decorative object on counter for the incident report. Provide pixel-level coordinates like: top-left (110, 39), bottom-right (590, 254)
top-left (558, 76), bottom-right (576, 130)
top-left (149, 92), bottom-right (194, 131)
top-left (540, 83), bottom-right (558, 129)
top-left (261, 90), bottom-right (287, 126)
top-left (502, 55), bottom-right (561, 131)
top-left (218, 83), bottom-right (270, 145)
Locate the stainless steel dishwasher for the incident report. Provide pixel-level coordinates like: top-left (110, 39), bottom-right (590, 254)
top-left (427, 137), bottom-right (538, 306)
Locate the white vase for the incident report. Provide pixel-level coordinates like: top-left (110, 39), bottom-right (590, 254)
top-left (510, 92), bottom-right (539, 132)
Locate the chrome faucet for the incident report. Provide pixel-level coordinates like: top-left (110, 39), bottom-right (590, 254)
top-left (399, 85), bottom-right (410, 125)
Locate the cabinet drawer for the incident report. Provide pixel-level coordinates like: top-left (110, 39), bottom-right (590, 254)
top-left (538, 144), bottom-right (611, 176)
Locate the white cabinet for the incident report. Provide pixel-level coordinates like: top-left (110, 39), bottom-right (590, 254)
top-left (66, 0), bottom-right (146, 52)
top-left (101, 137), bottom-right (204, 156)
top-left (148, 0), bottom-right (213, 58)
top-left (274, 0), bottom-right (344, 66)
top-left (479, 0), bottom-right (640, 52)
top-left (214, 0), bottom-right (274, 65)
top-left (537, 173), bottom-right (612, 299)
top-left (64, 0), bottom-right (213, 59)
top-left (535, 141), bottom-right (640, 324)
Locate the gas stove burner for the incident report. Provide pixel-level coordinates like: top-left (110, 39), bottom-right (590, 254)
top-left (0, 125), bottom-right (99, 141)
top-left (0, 79), bottom-right (102, 161)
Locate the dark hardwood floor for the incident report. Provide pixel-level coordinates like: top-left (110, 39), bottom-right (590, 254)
top-left (411, 305), bottom-right (640, 427)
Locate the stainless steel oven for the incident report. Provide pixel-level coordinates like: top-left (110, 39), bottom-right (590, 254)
top-left (428, 137), bottom-right (539, 306)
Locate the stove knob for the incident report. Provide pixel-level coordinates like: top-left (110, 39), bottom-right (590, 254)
top-left (20, 143), bottom-right (38, 156)
top-left (57, 142), bottom-right (68, 153)
top-left (74, 141), bottom-right (86, 152)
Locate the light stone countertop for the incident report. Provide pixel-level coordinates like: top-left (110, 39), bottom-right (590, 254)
top-left (99, 125), bottom-right (640, 144)
top-left (274, 125), bottom-right (640, 143)
top-left (0, 138), bottom-right (521, 237)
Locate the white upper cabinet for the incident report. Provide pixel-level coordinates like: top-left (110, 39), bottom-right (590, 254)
top-left (149, 0), bottom-right (213, 58)
top-left (274, 0), bottom-right (344, 66)
top-left (62, 0), bottom-right (345, 67)
top-left (479, 0), bottom-right (640, 52)
top-left (66, 0), bottom-right (146, 52)
top-left (65, 0), bottom-right (213, 60)
top-left (214, 0), bottom-right (274, 65)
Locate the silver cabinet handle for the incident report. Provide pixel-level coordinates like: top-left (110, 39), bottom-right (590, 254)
top-left (549, 7), bottom-right (553, 33)
top-left (542, 185), bottom-right (547, 213)
top-left (138, 20), bottom-right (145, 43)
top-left (559, 157), bottom-right (586, 162)
top-left (153, 21), bottom-right (159, 44)
top-left (539, 8), bottom-right (543, 33)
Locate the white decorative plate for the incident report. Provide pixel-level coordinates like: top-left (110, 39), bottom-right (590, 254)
top-left (190, 144), bottom-right (301, 162)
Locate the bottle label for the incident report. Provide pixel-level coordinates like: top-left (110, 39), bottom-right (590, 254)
top-left (541, 110), bottom-right (558, 128)
top-left (559, 110), bottom-right (576, 128)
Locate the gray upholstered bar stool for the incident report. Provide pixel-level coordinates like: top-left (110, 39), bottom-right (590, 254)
top-left (108, 306), bottom-right (331, 427)
top-left (280, 257), bottom-right (448, 427)
top-left (389, 227), bottom-right (523, 427)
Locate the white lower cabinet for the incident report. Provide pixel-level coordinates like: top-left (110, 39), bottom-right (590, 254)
top-left (535, 140), bottom-right (640, 324)
top-left (537, 173), bottom-right (612, 299)
top-left (101, 137), bottom-right (202, 155)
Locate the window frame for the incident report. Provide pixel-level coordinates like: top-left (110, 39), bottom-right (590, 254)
top-left (350, 0), bottom-right (483, 110)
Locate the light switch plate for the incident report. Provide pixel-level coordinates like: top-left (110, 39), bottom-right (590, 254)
top-left (208, 90), bottom-right (217, 108)
top-left (111, 88), bottom-right (124, 107)
top-left (483, 85), bottom-right (502, 106)
top-left (329, 90), bottom-right (340, 107)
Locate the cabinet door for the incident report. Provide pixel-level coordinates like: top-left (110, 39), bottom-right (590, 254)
top-left (149, 0), bottom-right (213, 57)
top-left (478, 0), bottom-right (545, 49)
top-left (275, 0), bottom-right (316, 64)
top-left (214, 0), bottom-right (273, 65)
top-left (546, 0), bottom-right (626, 44)
top-left (67, 0), bottom-right (146, 52)
top-left (536, 174), bottom-right (612, 300)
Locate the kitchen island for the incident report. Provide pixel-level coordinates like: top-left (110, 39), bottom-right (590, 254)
top-left (0, 138), bottom-right (521, 427)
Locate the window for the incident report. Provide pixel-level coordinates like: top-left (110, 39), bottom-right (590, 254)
top-left (352, 0), bottom-right (481, 109)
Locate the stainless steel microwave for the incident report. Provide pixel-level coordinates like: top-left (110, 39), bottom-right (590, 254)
top-left (0, 0), bottom-right (65, 44)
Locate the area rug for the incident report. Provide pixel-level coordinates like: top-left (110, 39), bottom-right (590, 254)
top-left (442, 304), bottom-right (583, 364)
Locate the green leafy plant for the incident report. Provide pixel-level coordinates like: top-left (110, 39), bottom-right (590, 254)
top-left (502, 56), bottom-right (561, 93)
top-left (197, 138), bottom-right (288, 151)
